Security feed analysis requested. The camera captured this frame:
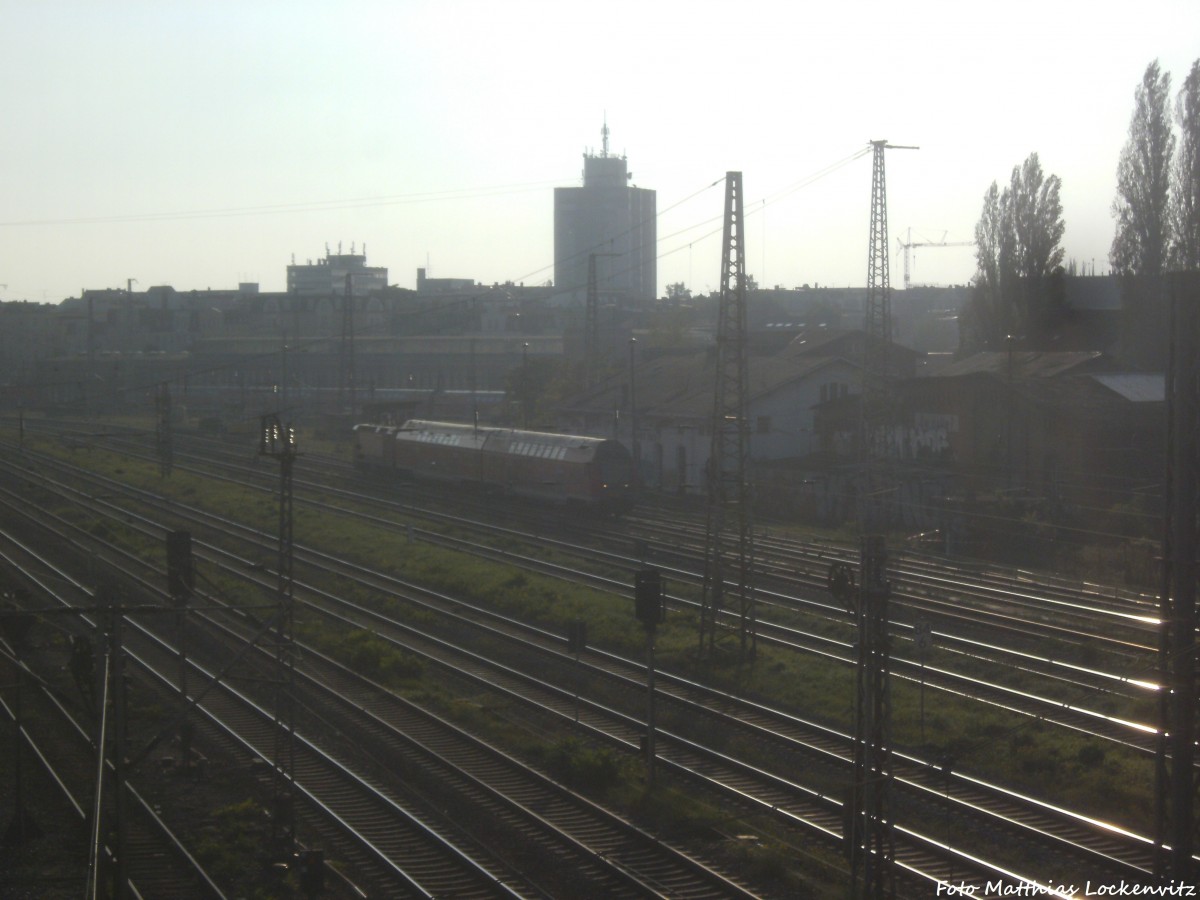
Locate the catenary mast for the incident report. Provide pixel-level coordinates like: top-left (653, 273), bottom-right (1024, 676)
top-left (698, 172), bottom-right (756, 661)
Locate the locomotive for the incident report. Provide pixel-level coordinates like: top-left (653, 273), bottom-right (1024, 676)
top-left (353, 419), bottom-right (636, 512)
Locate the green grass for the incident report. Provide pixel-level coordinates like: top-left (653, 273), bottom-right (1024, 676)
top-left (14, 427), bottom-right (1163, 855)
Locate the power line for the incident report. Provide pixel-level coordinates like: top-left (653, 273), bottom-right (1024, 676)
top-left (0, 179), bottom-right (574, 228)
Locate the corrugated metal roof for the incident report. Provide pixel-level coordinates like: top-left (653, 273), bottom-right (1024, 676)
top-left (930, 350), bottom-right (1104, 379)
top-left (1090, 373), bottom-right (1164, 402)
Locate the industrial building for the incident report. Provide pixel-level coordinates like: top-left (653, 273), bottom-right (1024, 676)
top-left (286, 245), bottom-right (388, 296)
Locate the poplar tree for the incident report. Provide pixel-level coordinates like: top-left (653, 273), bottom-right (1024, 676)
top-left (968, 181), bottom-right (1013, 343)
top-left (1010, 153), bottom-right (1065, 283)
top-left (1169, 59), bottom-right (1200, 270)
top-left (963, 154), bottom-right (1065, 350)
top-left (1111, 60), bottom-right (1175, 277)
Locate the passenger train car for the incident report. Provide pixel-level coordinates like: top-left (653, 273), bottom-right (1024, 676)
top-left (353, 419), bottom-right (636, 512)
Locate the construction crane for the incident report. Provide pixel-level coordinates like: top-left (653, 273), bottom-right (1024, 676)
top-left (896, 228), bottom-right (973, 290)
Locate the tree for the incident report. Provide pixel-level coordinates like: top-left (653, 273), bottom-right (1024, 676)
top-left (964, 181), bottom-right (1014, 347)
top-left (962, 154), bottom-right (1066, 351)
top-left (1009, 153), bottom-right (1066, 338)
top-left (1169, 59), bottom-right (1200, 270)
top-left (1010, 153), bottom-right (1065, 282)
top-left (665, 281), bottom-right (692, 301)
top-left (1111, 60), bottom-right (1175, 277)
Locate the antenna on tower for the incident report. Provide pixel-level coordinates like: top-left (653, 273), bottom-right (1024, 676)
top-left (601, 113), bottom-right (610, 158)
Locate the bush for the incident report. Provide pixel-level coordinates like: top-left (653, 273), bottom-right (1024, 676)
top-left (545, 738), bottom-right (622, 792)
top-left (341, 629), bottom-right (424, 685)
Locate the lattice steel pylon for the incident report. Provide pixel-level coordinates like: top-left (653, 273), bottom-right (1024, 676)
top-left (849, 141), bottom-right (912, 900)
top-left (1155, 271), bottom-right (1199, 886)
top-left (860, 140), bottom-right (914, 475)
top-left (698, 171), bottom-right (756, 661)
top-left (848, 535), bottom-right (896, 899)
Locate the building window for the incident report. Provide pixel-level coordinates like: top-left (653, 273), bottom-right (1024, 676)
top-left (821, 382), bottom-right (849, 402)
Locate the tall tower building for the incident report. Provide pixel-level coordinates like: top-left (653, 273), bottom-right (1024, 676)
top-left (554, 122), bottom-right (657, 305)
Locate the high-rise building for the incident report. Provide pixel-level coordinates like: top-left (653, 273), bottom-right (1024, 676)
top-left (554, 123), bottom-right (656, 305)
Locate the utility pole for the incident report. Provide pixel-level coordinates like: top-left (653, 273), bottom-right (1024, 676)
top-left (1155, 271), bottom-right (1199, 885)
top-left (698, 171), bottom-right (755, 661)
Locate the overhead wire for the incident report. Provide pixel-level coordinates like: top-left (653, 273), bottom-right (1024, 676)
top-left (21, 147), bottom-right (882, 413)
top-left (652, 145), bottom-right (874, 270)
top-left (0, 178), bottom-right (575, 228)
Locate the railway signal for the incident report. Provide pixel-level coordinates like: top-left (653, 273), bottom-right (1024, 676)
top-left (634, 570), bottom-right (665, 627)
top-left (259, 414), bottom-right (299, 857)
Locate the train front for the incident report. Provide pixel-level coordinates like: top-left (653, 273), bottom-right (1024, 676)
top-left (590, 439), bottom-right (638, 514)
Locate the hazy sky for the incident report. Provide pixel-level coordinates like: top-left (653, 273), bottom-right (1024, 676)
top-left (2, 1), bottom-right (1197, 303)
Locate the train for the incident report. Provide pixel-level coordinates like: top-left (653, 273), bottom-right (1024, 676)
top-left (353, 419), bottom-right (637, 512)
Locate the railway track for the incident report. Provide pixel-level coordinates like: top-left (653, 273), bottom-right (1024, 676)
top-left (0, 539), bottom-right (227, 899)
top-left (1, 490), bottom-right (767, 895)
top-left (0, 424), bottom-right (1180, 897)
top-left (28, 423), bottom-right (1164, 712)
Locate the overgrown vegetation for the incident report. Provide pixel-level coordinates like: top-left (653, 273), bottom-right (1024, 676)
top-left (10, 424), bottom-right (1162, 881)
top-left (192, 799), bottom-right (291, 899)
